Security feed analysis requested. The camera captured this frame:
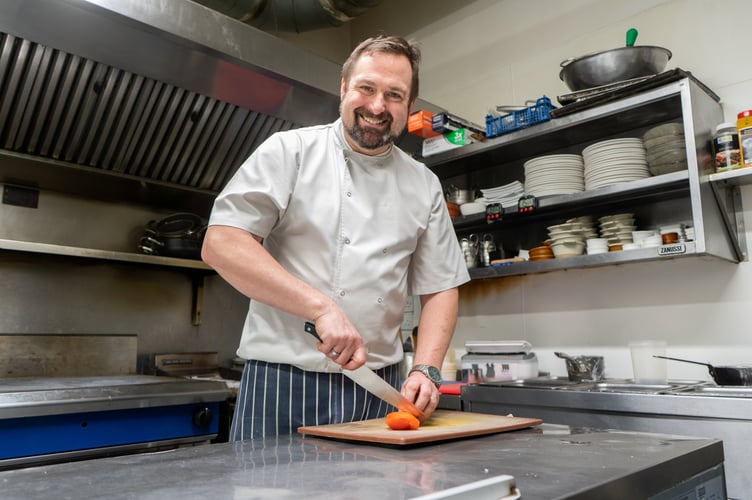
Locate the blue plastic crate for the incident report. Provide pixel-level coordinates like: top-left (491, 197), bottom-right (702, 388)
top-left (485, 96), bottom-right (555, 138)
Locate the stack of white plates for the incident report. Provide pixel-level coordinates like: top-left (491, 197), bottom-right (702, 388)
top-left (480, 181), bottom-right (524, 207)
top-left (643, 123), bottom-right (687, 176)
top-left (523, 154), bottom-right (584, 197)
top-left (582, 138), bottom-right (650, 190)
top-left (598, 213), bottom-right (636, 245)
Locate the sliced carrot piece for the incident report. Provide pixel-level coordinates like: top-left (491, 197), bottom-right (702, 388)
top-left (385, 411), bottom-right (421, 430)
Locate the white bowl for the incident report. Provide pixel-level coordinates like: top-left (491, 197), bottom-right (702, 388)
top-left (459, 202), bottom-right (486, 216)
top-left (641, 235), bottom-right (663, 247)
top-left (551, 241), bottom-right (585, 258)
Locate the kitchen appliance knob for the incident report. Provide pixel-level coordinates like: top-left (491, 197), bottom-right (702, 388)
top-left (192, 406), bottom-right (213, 427)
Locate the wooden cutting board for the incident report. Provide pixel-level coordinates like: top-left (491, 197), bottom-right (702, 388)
top-left (297, 410), bottom-right (542, 446)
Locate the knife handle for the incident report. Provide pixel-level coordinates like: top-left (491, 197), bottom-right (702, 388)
top-left (304, 321), bottom-right (323, 342)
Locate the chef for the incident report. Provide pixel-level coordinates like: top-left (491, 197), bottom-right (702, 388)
top-left (202, 34), bottom-right (469, 440)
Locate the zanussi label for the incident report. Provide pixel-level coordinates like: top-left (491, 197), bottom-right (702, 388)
top-left (658, 243), bottom-right (686, 256)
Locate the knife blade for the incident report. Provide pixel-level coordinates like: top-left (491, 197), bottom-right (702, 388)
top-left (304, 322), bottom-right (425, 419)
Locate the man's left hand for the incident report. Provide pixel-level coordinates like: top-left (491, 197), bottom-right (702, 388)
top-left (401, 372), bottom-right (440, 421)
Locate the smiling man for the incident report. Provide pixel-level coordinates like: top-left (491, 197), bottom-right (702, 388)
top-left (202, 35), bottom-right (469, 440)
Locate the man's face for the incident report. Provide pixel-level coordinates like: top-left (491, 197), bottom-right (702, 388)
top-left (340, 52), bottom-right (413, 155)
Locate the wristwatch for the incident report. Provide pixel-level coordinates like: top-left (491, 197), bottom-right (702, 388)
top-left (409, 364), bottom-right (442, 389)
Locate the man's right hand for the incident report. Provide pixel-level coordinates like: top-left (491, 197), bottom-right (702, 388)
top-left (310, 309), bottom-right (367, 369)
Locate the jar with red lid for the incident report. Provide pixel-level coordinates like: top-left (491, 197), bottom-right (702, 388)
top-left (737, 110), bottom-right (752, 167)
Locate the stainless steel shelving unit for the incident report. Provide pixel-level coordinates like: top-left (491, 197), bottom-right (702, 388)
top-left (425, 77), bottom-right (746, 279)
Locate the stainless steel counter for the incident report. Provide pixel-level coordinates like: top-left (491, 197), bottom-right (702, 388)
top-left (0, 423), bottom-right (724, 499)
top-left (462, 378), bottom-right (750, 498)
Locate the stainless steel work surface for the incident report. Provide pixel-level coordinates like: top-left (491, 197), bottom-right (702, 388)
top-left (0, 424), bottom-right (723, 499)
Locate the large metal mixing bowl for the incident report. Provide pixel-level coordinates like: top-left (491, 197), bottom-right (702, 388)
top-left (559, 46), bottom-right (672, 91)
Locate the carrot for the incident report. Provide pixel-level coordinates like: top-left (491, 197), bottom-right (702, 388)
top-left (385, 411), bottom-right (421, 430)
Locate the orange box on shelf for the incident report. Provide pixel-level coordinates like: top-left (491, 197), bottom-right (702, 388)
top-left (408, 110), bottom-right (440, 138)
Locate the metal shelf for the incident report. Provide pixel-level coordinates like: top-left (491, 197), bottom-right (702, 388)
top-left (453, 170), bottom-right (690, 232)
top-left (708, 167), bottom-right (752, 187)
top-left (470, 242), bottom-right (697, 279)
top-left (0, 238), bottom-right (212, 271)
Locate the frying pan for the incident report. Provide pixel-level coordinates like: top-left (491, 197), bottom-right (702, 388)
top-left (654, 355), bottom-right (752, 386)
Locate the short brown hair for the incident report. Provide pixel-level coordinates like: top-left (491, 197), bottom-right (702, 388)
top-left (342, 35), bottom-right (421, 104)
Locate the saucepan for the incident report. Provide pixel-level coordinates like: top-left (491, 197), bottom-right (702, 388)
top-left (137, 213), bottom-right (206, 260)
top-left (654, 355), bottom-right (752, 386)
top-left (555, 352), bottom-right (605, 382)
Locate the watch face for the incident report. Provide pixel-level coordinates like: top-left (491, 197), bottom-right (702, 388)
top-left (425, 365), bottom-right (442, 381)
top-left (412, 364), bottom-right (442, 387)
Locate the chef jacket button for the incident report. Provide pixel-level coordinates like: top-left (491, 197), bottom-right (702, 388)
top-left (340, 291), bottom-right (346, 296)
top-left (346, 191), bottom-right (352, 197)
top-left (382, 248), bottom-right (387, 253)
top-left (377, 297), bottom-right (383, 303)
top-left (344, 238), bottom-right (351, 244)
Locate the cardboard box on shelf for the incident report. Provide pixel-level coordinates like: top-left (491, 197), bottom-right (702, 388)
top-left (422, 128), bottom-right (474, 157)
top-left (408, 110), bottom-right (440, 138)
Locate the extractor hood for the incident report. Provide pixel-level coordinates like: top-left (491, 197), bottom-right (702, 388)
top-left (0, 0), bottom-right (365, 213)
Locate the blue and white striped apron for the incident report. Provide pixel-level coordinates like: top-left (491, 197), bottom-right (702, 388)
top-left (229, 359), bottom-right (402, 440)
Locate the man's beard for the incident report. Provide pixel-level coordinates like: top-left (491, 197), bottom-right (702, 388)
top-left (345, 108), bottom-right (396, 151)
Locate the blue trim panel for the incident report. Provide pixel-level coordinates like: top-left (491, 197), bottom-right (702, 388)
top-left (0, 403), bottom-right (219, 459)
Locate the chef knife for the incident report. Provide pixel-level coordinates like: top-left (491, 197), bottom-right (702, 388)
top-left (304, 322), bottom-right (425, 419)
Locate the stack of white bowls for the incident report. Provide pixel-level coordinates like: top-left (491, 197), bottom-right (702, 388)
top-left (583, 138), bottom-right (650, 190)
top-left (547, 221), bottom-right (586, 258)
top-left (567, 215), bottom-right (599, 239)
top-left (598, 213), bottom-right (636, 247)
top-left (643, 123), bottom-right (687, 176)
top-left (523, 154), bottom-right (584, 197)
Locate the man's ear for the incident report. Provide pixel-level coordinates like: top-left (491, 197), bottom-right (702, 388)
top-left (340, 78), bottom-right (347, 100)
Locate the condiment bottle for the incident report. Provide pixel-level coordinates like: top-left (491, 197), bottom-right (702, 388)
top-left (712, 123), bottom-right (740, 172)
top-left (737, 110), bottom-right (752, 168)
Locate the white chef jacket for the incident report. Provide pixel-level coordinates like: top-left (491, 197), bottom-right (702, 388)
top-left (208, 119), bottom-right (470, 371)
